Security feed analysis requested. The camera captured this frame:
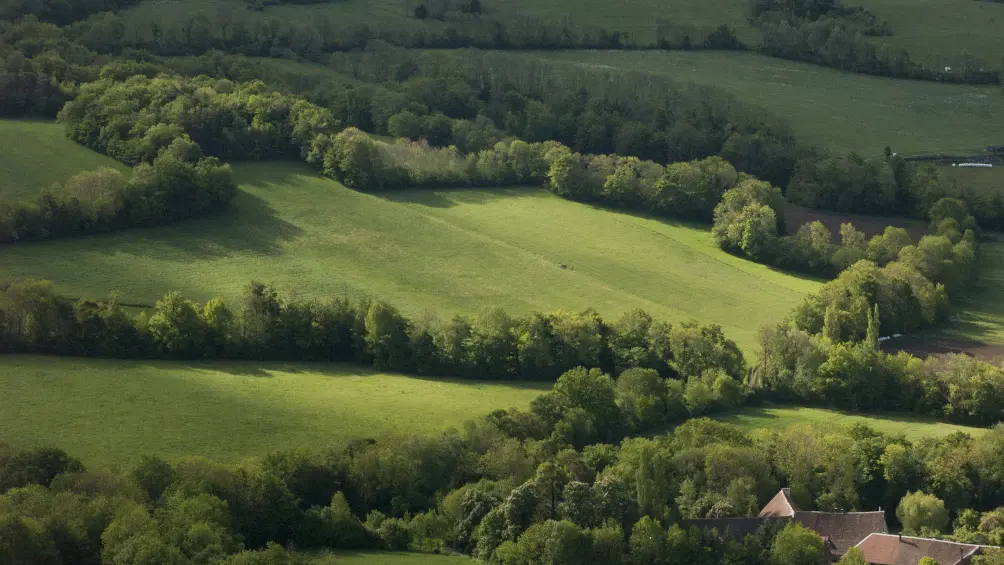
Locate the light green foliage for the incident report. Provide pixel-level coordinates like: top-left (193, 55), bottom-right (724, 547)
top-left (713, 177), bottom-right (785, 260)
top-left (0, 513), bottom-right (60, 565)
top-left (897, 491), bottom-right (950, 534)
top-left (0, 355), bottom-right (545, 466)
top-left (0, 161), bottom-right (818, 353)
top-left (532, 51), bottom-right (1004, 155)
top-left (771, 522), bottom-right (825, 565)
top-left (839, 547), bottom-right (867, 565)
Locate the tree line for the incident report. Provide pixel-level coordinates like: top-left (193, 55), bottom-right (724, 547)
top-left (3, 274), bottom-right (1004, 426)
top-left (749, 0), bottom-right (1000, 84)
top-left (55, 0), bottom-right (1000, 84)
top-left (0, 278), bottom-right (745, 384)
top-left (5, 400), bottom-right (1004, 564)
top-left (0, 0), bottom-right (140, 26)
top-left (47, 71), bottom-right (991, 346)
top-left (7, 24), bottom-right (999, 228)
top-left (758, 17), bottom-right (999, 84)
top-left (0, 139), bottom-right (235, 244)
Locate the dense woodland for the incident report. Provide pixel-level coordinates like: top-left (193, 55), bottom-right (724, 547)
top-left (3, 1), bottom-right (1004, 564)
top-left (6, 388), bottom-right (1004, 564)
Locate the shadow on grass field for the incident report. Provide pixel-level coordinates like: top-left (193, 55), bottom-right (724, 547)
top-left (714, 404), bottom-right (987, 441)
top-left (0, 355), bottom-right (547, 467)
top-left (0, 159), bottom-right (820, 353)
top-left (882, 239), bottom-right (1004, 360)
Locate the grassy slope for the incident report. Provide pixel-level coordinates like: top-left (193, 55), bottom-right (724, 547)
top-left (0, 355), bottom-right (546, 467)
top-left (0, 160), bottom-right (819, 352)
top-left (848, 0), bottom-right (1004, 68)
top-left (715, 405), bottom-right (987, 441)
top-left (530, 50), bottom-right (1004, 156)
top-left (0, 120), bottom-right (128, 201)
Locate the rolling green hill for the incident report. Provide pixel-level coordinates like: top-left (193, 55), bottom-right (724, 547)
top-left (531, 50), bottom-right (1004, 156)
top-left (0, 160), bottom-right (819, 352)
top-left (0, 355), bottom-right (546, 466)
top-left (0, 120), bottom-right (129, 202)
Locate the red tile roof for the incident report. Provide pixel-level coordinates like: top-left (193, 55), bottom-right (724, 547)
top-left (855, 534), bottom-right (988, 565)
top-left (794, 512), bottom-right (888, 556)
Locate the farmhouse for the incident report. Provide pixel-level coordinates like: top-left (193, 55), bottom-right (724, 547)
top-left (855, 533), bottom-right (993, 565)
top-left (685, 490), bottom-right (1002, 565)
top-left (684, 488), bottom-right (888, 561)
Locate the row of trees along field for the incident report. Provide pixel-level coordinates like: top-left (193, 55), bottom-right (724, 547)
top-left (50, 69), bottom-right (992, 231)
top-left (0, 69), bottom-right (979, 345)
top-left (6, 0), bottom-right (993, 84)
top-left (750, 0), bottom-right (1001, 84)
top-left (3, 275), bottom-right (1004, 426)
top-left (6, 394), bottom-right (1004, 564)
top-left (4, 17), bottom-right (1001, 226)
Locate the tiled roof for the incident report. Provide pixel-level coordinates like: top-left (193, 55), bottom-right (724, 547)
top-left (794, 512), bottom-right (888, 555)
top-left (760, 488), bottom-right (801, 517)
top-left (855, 533), bottom-right (988, 565)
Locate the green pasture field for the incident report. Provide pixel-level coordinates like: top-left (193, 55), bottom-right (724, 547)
top-left (937, 239), bottom-right (1004, 346)
top-left (126, 0), bottom-right (757, 45)
top-left (848, 0), bottom-right (1004, 69)
top-left (309, 551), bottom-right (475, 565)
top-left (715, 405), bottom-right (988, 441)
top-left (0, 120), bottom-right (128, 202)
top-left (0, 159), bottom-right (819, 352)
top-left (530, 50), bottom-right (1004, 156)
top-left (0, 355), bottom-right (546, 467)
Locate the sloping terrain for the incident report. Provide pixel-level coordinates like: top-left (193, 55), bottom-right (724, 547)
top-left (0, 160), bottom-right (819, 351)
top-left (0, 355), bottom-right (546, 466)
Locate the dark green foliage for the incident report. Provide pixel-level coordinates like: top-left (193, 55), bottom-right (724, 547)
top-left (0, 445), bottom-right (84, 493)
top-left (758, 17), bottom-right (998, 84)
top-left (0, 278), bottom-right (746, 383)
top-left (0, 0), bottom-right (140, 26)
